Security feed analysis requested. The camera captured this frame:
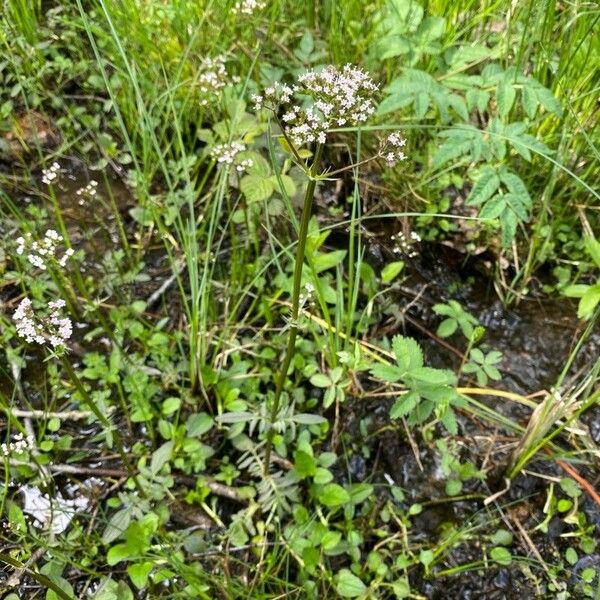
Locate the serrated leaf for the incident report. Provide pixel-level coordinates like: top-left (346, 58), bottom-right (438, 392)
top-left (294, 450), bottom-right (317, 478)
top-left (534, 85), bottom-right (562, 116)
top-left (497, 80), bottom-right (516, 117)
top-left (466, 169), bottom-right (500, 206)
top-left (500, 207), bottom-right (518, 247)
top-left (392, 335), bottom-right (423, 371)
top-left (504, 193), bottom-right (529, 221)
top-left (390, 391), bottom-right (420, 419)
top-left (479, 194), bottom-right (506, 219)
top-left (499, 171), bottom-right (531, 206)
top-left (370, 363), bottom-right (405, 383)
top-left (522, 85), bottom-right (537, 118)
top-left (448, 94), bottom-right (468, 121)
top-left (410, 367), bottom-right (456, 385)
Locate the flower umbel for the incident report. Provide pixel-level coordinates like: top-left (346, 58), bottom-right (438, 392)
top-left (254, 64), bottom-right (379, 147)
top-left (15, 229), bottom-right (74, 270)
top-left (381, 132), bottom-right (408, 167)
top-left (41, 162), bottom-right (61, 185)
top-left (13, 297), bottom-right (72, 349)
top-left (211, 142), bottom-right (254, 173)
top-left (198, 56), bottom-right (239, 107)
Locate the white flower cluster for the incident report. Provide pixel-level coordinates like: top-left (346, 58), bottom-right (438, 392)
top-left (1, 432), bottom-right (35, 457)
top-left (253, 64), bottom-right (379, 147)
top-left (298, 282), bottom-right (315, 308)
top-left (41, 162), bottom-right (61, 184)
top-left (232, 0), bottom-right (266, 14)
top-left (15, 229), bottom-right (74, 270)
top-left (198, 56), bottom-right (239, 107)
top-left (211, 142), bottom-right (254, 172)
top-left (75, 180), bottom-right (98, 197)
top-left (391, 231), bottom-right (421, 258)
top-left (13, 297), bottom-right (73, 349)
top-left (381, 132), bottom-right (407, 167)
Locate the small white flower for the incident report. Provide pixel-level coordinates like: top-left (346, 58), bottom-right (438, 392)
top-left (13, 297), bottom-right (72, 349)
top-left (14, 230), bottom-right (75, 271)
top-left (381, 132), bottom-right (408, 166)
top-left (254, 64), bottom-right (379, 148)
top-left (211, 141), bottom-right (250, 171)
top-left (232, 0), bottom-right (266, 15)
top-left (41, 161), bottom-right (61, 185)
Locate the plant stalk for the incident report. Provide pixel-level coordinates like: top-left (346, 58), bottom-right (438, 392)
top-left (264, 144), bottom-right (323, 473)
top-left (60, 356), bottom-right (146, 497)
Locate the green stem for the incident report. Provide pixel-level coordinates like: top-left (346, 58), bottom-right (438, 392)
top-left (60, 356), bottom-right (146, 497)
top-left (264, 143), bottom-right (323, 473)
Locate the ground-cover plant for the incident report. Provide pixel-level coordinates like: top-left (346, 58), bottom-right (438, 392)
top-left (0, 1), bottom-right (599, 598)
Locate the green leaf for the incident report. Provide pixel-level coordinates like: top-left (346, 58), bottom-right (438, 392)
top-left (563, 284), bottom-right (589, 298)
top-left (500, 207), bottom-right (518, 248)
top-left (370, 363), bottom-right (405, 383)
top-left (497, 80), bottom-right (516, 117)
top-left (186, 413), bottom-right (214, 437)
top-left (490, 547), bottom-right (512, 565)
top-left (578, 284), bottom-right (600, 319)
top-left (291, 413), bottom-right (327, 425)
top-left (392, 578), bottom-right (411, 598)
top-left (313, 250), bottom-right (346, 273)
top-left (584, 236), bottom-right (600, 268)
top-left (318, 483), bottom-right (351, 507)
top-left (390, 391), bottom-right (420, 419)
top-left (479, 195), bottom-right (506, 219)
top-left (150, 441), bottom-right (173, 475)
top-left (534, 85), bottom-right (562, 115)
top-left (410, 367), bottom-right (456, 385)
top-left (436, 318), bottom-right (457, 338)
top-left (102, 508), bottom-right (131, 545)
top-left (381, 261), bottom-right (404, 283)
top-left (240, 175), bottom-right (274, 202)
top-left (419, 549), bottom-right (434, 567)
top-left (348, 483), bottom-right (374, 505)
top-left (466, 169), bottom-right (500, 206)
top-left (107, 543), bottom-right (131, 566)
top-left (310, 373), bottom-right (331, 388)
top-left (294, 450), bottom-right (317, 478)
top-left (127, 562), bottom-right (153, 589)
top-left (522, 85), bottom-right (537, 118)
top-left (161, 396), bottom-right (181, 415)
top-left (490, 529), bottom-right (513, 546)
top-left (392, 335), bottom-right (423, 371)
top-left (321, 531), bottom-right (342, 551)
top-left (314, 467), bottom-right (334, 484)
top-left (336, 569), bottom-right (367, 598)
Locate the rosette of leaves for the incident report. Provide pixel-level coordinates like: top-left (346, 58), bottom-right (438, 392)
top-left (370, 335), bottom-right (459, 432)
